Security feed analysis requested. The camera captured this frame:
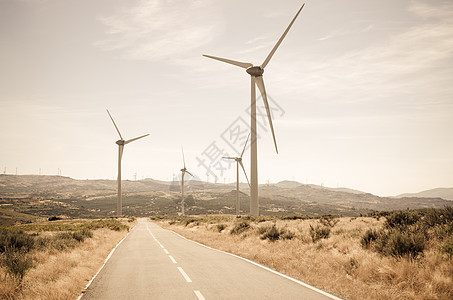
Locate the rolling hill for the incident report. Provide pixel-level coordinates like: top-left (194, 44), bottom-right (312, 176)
top-left (0, 174), bottom-right (451, 221)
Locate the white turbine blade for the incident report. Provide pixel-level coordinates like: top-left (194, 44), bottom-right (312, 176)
top-left (261, 3), bottom-right (305, 68)
top-left (239, 161), bottom-right (250, 187)
top-left (240, 133), bottom-right (251, 158)
top-left (182, 147), bottom-right (186, 169)
top-left (203, 54), bottom-right (253, 69)
top-left (222, 156), bottom-right (237, 160)
top-left (255, 76), bottom-right (278, 154)
top-left (106, 109), bottom-right (123, 140)
top-left (125, 134), bottom-right (149, 144)
top-left (186, 170), bottom-right (194, 177)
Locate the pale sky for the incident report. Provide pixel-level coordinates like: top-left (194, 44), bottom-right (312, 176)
top-left (1, 0), bottom-right (452, 197)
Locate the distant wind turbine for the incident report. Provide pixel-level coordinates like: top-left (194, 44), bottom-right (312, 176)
top-left (223, 133), bottom-right (251, 216)
top-left (180, 147), bottom-right (194, 216)
top-left (203, 3), bottom-right (305, 216)
top-left (107, 109), bottom-right (149, 216)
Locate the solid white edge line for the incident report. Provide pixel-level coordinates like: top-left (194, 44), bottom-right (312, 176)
top-left (76, 224), bottom-right (137, 300)
top-left (194, 290), bottom-right (206, 300)
top-left (168, 228), bottom-right (342, 300)
top-left (169, 255), bottom-right (177, 264)
top-left (177, 267), bottom-right (192, 283)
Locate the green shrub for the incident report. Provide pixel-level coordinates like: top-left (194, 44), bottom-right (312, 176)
top-left (71, 229), bottom-right (93, 242)
top-left (385, 210), bottom-right (421, 229)
top-left (230, 221), bottom-right (250, 235)
top-left (259, 224), bottom-right (295, 241)
top-left (319, 215), bottom-right (339, 228)
top-left (440, 241), bottom-right (453, 259)
top-left (309, 225), bottom-right (330, 242)
top-left (361, 229), bottom-right (380, 249)
top-left (216, 224), bottom-right (226, 232)
top-left (386, 231), bottom-right (425, 258)
top-left (1, 250), bottom-right (34, 282)
top-left (0, 230), bottom-right (35, 253)
top-left (260, 224), bottom-right (280, 241)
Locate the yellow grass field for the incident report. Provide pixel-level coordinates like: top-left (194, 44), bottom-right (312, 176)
top-left (0, 219), bottom-right (132, 300)
top-left (157, 215), bottom-right (453, 300)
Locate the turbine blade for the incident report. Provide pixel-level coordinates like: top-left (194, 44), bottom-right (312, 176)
top-left (106, 109), bottom-right (123, 140)
top-left (222, 157), bottom-right (237, 160)
top-left (255, 76), bottom-right (278, 154)
top-left (182, 147), bottom-right (186, 169)
top-left (203, 54), bottom-right (253, 69)
top-left (261, 3), bottom-right (305, 68)
top-left (239, 161), bottom-right (250, 187)
top-left (125, 134), bottom-right (149, 144)
top-left (186, 170), bottom-right (194, 177)
top-left (240, 133), bottom-right (251, 158)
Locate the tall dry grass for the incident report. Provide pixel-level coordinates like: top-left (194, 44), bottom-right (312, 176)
top-left (157, 216), bottom-right (453, 300)
top-left (0, 222), bottom-right (131, 300)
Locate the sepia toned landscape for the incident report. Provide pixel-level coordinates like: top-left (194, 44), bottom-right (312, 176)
top-left (1, 0), bottom-right (453, 299)
top-left (1, 174), bottom-right (452, 299)
top-left (156, 211), bottom-right (453, 300)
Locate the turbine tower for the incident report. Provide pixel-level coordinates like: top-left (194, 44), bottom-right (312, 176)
top-left (107, 109), bottom-right (149, 216)
top-left (223, 133), bottom-right (251, 216)
top-left (180, 147), bottom-right (194, 216)
top-left (203, 3), bottom-right (305, 216)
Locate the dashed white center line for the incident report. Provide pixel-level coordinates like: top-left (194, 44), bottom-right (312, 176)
top-left (177, 267), bottom-right (192, 283)
top-left (147, 222), bottom-right (209, 299)
top-left (194, 290), bottom-right (206, 300)
top-left (168, 255), bottom-right (177, 264)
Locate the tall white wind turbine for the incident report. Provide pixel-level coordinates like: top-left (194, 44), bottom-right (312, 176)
top-left (180, 147), bottom-right (194, 216)
top-left (203, 3), bottom-right (305, 216)
top-left (223, 133), bottom-right (251, 216)
top-left (107, 109), bottom-right (149, 216)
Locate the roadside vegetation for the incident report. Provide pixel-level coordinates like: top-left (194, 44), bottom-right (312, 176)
top-left (0, 218), bottom-right (132, 299)
top-left (153, 207), bottom-right (453, 300)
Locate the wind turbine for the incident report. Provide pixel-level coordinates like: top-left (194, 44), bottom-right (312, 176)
top-left (223, 133), bottom-right (251, 216)
top-left (203, 3), bottom-right (305, 216)
top-left (107, 109), bottom-right (149, 216)
top-left (180, 147), bottom-right (194, 216)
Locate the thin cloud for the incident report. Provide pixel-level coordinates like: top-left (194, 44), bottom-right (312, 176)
top-left (95, 0), bottom-right (223, 62)
top-left (277, 1), bottom-right (453, 103)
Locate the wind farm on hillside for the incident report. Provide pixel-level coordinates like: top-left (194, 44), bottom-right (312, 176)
top-left (1, 1), bottom-right (453, 299)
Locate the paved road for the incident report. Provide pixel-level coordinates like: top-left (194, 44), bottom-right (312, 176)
top-left (82, 219), bottom-right (339, 300)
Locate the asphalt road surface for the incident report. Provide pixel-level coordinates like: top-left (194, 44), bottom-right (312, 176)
top-left (82, 219), bottom-right (340, 300)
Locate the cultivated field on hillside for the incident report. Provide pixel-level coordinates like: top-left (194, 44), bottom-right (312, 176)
top-left (0, 218), bottom-right (133, 299)
top-left (154, 208), bottom-right (453, 300)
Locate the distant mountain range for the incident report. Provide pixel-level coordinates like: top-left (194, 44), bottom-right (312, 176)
top-left (396, 188), bottom-right (453, 201)
top-left (0, 175), bottom-right (451, 221)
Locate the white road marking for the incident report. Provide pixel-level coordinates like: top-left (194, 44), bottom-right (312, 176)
top-left (169, 255), bottom-right (177, 264)
top-left (169, 229), bottom-right (342, 300)
top-left (177, 267), bottom-right (192, 283)
top-left (163, 249), bottom-right (169, 254)
top-left (194, 290), bottom-right (206, 300)
top-left (76, 224), bottom-right (137, 300)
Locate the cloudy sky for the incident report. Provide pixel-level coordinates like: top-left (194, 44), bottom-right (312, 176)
top-left (1, 0), bottom-right (452, 196)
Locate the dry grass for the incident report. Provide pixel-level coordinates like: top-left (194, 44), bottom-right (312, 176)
top-left (157, 216), bottom-right (453, 300)
top-left (0, 220), bottom-right (132, 300)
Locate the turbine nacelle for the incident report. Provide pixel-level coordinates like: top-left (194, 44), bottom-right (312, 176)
top-left (246, 66), bottom-right (264, 77)
top-left (116, 140), bottom-right (125, 146)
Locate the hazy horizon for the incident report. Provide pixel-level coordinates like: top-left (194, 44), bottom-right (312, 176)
top-left (1, 0), bottom-right (452, 197)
